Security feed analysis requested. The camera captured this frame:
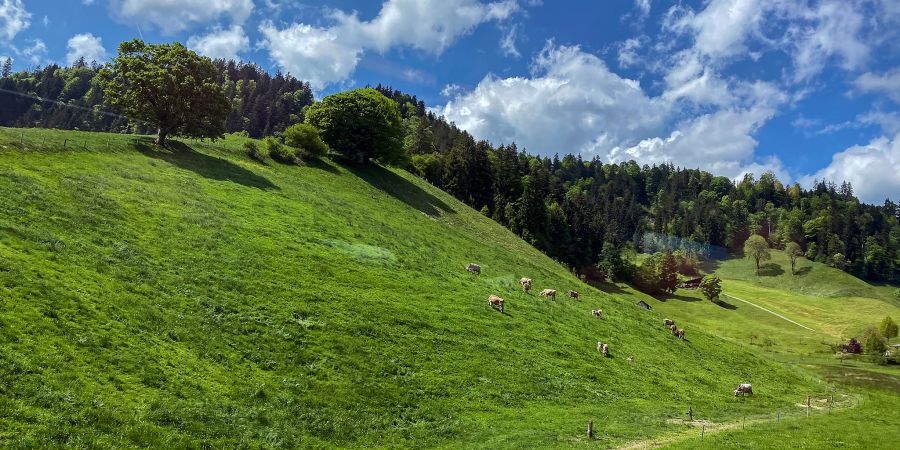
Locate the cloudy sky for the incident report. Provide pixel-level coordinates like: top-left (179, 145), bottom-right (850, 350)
top-left (1, 0), bottom-right (899, 202)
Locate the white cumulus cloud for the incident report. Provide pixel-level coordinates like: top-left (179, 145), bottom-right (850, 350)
top-left (853, 68), bottom-right (900, 104)
top-left (66, 33), bottom-right (106, 65)
top-left (259, 0), bottom-right (518, 89)
top-left (0, 0), bottom-right (30, 42)
top-left (187, 25), bottom-right (249, 60)
top-left (801, 134), bottom-right (900, 203)
top-left (436, 43), bottom-right (668, 156)
top-left (110, 0), bottom-right (253, 34)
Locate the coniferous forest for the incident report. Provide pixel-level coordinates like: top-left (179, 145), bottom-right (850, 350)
top-left (1, 59), bottom-right (897, 282)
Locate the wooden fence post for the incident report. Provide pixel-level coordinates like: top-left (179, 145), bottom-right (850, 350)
top-left (587, 420), bottom-right (593, 439)
top-left (807, 395), bottom-right (810, 417)
top-left (689, 406), bottom-right (693, 422)
top-left (777, 411), bottom-right (780, 422)
top-left (63, 139), bottom-right (67, 148)
top-left (701, 425), bottom-right (705, 440)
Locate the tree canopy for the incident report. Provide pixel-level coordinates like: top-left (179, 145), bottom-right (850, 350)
top-left (101, 40), bottom-right (230, 145)
top-left (699, 274), bottom-right (723, 302)
top-left (785, 241), bottom-right (803, 275)
top-left (305, 88), bottom-right (404, 164)
top-left (744, 234), bottom-right (771, 275)
top-left (880, 316), bottom-right (898, 340)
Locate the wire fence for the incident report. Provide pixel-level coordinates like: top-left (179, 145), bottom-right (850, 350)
top-left (614, 391), bottom-right (863, 449)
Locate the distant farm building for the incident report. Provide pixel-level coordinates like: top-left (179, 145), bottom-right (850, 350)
top-left (677, 277), bottom-right (703, 289)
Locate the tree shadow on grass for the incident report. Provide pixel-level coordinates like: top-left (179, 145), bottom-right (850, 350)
top-left (306, 157), bottom-right (341, 174)
top-left (655, 292), bottom-right (701, 303)
top-left (794, 266), bottom-right (811, 276)
top-left (757, 262), bottom-right (785, 277)
top-left (583, 279), bottom-right (627, 295)
top-left (713, 298), bottom-right (738, 310)
top-left (342, 163), bottom-right (454, 217)
top-left (134, 139), bottom-right (278, 190)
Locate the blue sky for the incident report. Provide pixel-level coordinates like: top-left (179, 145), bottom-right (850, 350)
top-left (1, 0), bottom-right (899, 202)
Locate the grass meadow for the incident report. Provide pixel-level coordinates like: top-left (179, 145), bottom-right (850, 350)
top-left (0, 127), bottom-right (895, 448)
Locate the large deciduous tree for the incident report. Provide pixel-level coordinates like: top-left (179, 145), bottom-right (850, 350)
top-left (101, 40), bottom-right (230, 146)
top-left (744, 234), bottom-right (771, 275)
top-left (785, 241), bottom-right (803, 275)
top-left (699, 274), bottom-right (722, 302)
top-left (304, 88), bottom-right (404, 164)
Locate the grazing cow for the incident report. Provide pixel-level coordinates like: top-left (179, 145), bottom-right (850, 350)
top-left (669, 324), bottom-right (678, 334)
top-left (663, 318), bottom-right (675, 326)
top-left (466, 263), bottom-right (481, 274)
top-left (567, 290), bottom-right (579, 299)
top-left (488, 294), bottom-right (504, 313)
top-left (677, 329), bottom-right (685, 339)
top-left (540, 289), bottom-right (557, 299)
top-left (597, 342), bottom-right (609, 357)
top-left (519, 278), bottom-right (533, 293)
top-left (734, 383), bottom-right (753, 396)
top-left (591, 309), bottom-right (603, 319)
top-left (627, 356), bottom-right (634, 362)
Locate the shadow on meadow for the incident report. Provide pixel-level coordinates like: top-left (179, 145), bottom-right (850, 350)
top-left (133, 138), bottom-right (279, 190)
top-left (713, 298), bottom-right (738, 310)
top-left (757, 262), bottom-right (785, 277)
top-left (794, 266), bottom-right (812, 276)
top-left (342, 163), bottom-right (454, 217)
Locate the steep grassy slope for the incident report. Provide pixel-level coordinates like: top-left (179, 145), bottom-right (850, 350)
top-left (0, 128), bottom-right (824, 448)
top-left (640, 251), bottom-right (900, 355)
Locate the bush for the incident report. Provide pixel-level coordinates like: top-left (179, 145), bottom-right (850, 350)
top-left (266, 137), bottom-right (295, 164)
top-left (244, 141), bottom-right (264, 162)
top-left (843, 338), bottom-right (862, 354)
top-left (880, 316), bottom-right (898, 340)
top-left (284, 123), bottom-right (329, 159)
top-left (862, 327), bottom-right (886, 354)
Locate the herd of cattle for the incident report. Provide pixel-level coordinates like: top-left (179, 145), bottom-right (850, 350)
top-left (468, 262), bottom-right (753, 397)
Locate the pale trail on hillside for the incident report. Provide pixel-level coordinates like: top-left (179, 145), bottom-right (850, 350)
top-left (721, 293), bottom-right (815, 331)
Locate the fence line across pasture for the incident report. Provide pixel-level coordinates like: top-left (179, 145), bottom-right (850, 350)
top-left (612, 391), bottom-right (863, 449)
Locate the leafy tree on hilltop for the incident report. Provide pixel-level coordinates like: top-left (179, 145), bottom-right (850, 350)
top-left (101, 40), bottom-right (230, 146)
top-left (699, 274), bottom-right (722, 302)
top-left (785, 241), bottom-right (803, 275)
top-left (305, 88), bottom-right (404, 164)
top-left (880, 316), bottom-right (898, 340)
top-left (744, 234), bottom-right (771, 275)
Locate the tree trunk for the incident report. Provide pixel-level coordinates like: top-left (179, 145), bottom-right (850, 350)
top-left (155, 128), bottom-right (168, 146)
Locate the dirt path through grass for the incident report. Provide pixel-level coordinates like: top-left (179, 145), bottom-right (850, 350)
top-left (721, 293), bottom-right (816, 331)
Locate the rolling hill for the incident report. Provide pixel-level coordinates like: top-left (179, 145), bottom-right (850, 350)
top-left (635, 250), bottom-right (900, 356)
top-left (0, 127), bottom-right (835, 448)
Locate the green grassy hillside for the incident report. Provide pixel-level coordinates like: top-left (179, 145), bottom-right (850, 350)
top-left (639, 251), bottom-right (900, 356)
top-left (0, 127), bottom-right (829, 448)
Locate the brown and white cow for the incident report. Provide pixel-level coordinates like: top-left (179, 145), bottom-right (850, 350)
top-left (519, 278), bottom-right (533, 293)
top-left (663, 318), bottom-right (675, 327)
top-left (567, 290), bottom-right (579, 299)
top-left (488, 294), bottom-right (504, 313)
top-left (591, 309), bottom-right (603, 319)
top-left (540, 289), bottom-right (557, 299)
top-left (734, 383), bottom-right (753, 396)
top-left (669, 324), bottom-right (678, 334)
top-left (597, 342), bottom-right (609, 357)
top-left (676, 329), bottom-right (685, 339)
top-left (466, 263), bottom-right (481, 274)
